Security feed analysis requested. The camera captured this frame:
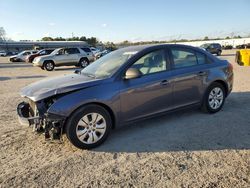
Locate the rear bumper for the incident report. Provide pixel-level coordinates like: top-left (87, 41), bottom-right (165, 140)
top-left (17, 102), bottom-right (41, 126)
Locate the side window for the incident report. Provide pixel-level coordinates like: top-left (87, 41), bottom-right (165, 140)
top-left (40, 50), bottom-right (46, 55)
top-left (131, 49), bottom-right (168, 75)
top-left (73, 48), bottom-right (80, 54)
top-left (58, 49), bottom-right (64, 55)
top-left (196, 52), bottom-right (207, 65)
top-left (81, 48), bottom-right (91, 53)
top-left (66, 48), bottom-right (80, 54)
top-left (171, 48), bottom-right (197, 68)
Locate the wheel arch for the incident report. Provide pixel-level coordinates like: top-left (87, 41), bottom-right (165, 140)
top-left (43, 59), bottom-right (55, 66)
top-left (204, 79), bottom-right (229, 99)
top-left (212, 80), bottom-right (228, 97)
top-left (64, 102), bottom-right (116, 130)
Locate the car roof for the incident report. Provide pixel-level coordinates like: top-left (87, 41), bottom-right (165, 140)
top-left (120, 44), bottom-right (204, 52)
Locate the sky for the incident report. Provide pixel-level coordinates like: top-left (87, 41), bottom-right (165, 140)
top-left (0, 0), bottom-right (250, 42)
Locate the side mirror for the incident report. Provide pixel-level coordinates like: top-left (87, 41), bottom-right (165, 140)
top-left (124, 68), bottom-right (142, 80)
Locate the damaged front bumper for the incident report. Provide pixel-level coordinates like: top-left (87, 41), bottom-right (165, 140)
top-left (17, 102), bottom-right (42, 126)
top-left (17, 101), bottom-right (66, 140)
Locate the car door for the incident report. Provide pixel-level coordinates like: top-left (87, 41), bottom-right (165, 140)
top-left (119, 49), bottom-right (174, 122)
top-left (54, 49), bottom-right (67, 65)
top-left (63, 48), bottom-right (77, 65)
top-left (169, 47), bottom-right (208, 108)
top-left (209, 44), bottom-right (216, 54)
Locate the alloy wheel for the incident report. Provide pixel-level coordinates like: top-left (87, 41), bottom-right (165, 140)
top-left (208, 87), bottom-right (224, 110)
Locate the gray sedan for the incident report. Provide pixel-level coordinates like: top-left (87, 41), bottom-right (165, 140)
top-left (17, 44), bottom-right (234, 149)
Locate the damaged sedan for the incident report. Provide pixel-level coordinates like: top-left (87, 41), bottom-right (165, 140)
top-left (17, 44), bottom-right (233, 149)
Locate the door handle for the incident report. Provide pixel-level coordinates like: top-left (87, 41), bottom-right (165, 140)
top-left (160, 80), bottom-right (169, 85)
top-left (197, 71), bottom-right (207, 76)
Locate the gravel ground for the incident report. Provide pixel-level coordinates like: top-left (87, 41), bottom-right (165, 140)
top-left (0, 50), bottom-right (249, 188)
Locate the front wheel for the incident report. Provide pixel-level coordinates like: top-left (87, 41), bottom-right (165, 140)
top-left (201, 82), bottom-right (226, 113)
top-left (217, 50), bottom-right (222, 56)
top-left (65, 105), bottom-right (112, 149)
top-left (43, 61), bottom-right (54, 71)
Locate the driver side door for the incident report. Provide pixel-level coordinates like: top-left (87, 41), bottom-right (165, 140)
top-left (119, 49), bottom-right (174, 122)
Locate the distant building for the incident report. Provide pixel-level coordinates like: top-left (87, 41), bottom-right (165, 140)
top-left (171, 37), bottom-right (250, 48)
top-left (0, 41), bottom-right (89, 52)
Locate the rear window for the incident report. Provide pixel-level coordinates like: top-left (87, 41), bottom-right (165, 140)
top-left (171, 48), bottom-right (198, 68)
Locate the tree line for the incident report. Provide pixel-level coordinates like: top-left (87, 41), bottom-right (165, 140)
top-left (41, 36), bottom-right (99, 47)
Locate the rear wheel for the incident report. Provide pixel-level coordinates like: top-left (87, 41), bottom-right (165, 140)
top-left (43, 61), bottom-right (54, 71)
top-left (65, 104), bottom-right (112, 149)
top-left (201, 82), bottom-right (226, 113)
top-left (79, 58), bottom-right (89, 68)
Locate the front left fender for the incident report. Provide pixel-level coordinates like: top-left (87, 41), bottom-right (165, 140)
top-left (47, 82), bottom-right (121, 122)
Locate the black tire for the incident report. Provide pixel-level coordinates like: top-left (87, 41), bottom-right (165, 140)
top-left (65, 104), bottom-right (112, 149)
top-left (79, 58), bottom-right (89, 68)
top-left (201, 82), bottom-right (226, 113)
top-left (43, 61), bottom-right (54, 71)
top-left (217, 50), bottom-right (222, 56)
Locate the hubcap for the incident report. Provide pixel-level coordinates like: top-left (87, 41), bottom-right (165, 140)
top-left (76, 113), bottom-right (106, 144)
top-left (46, 62), bottom-right (53, 70)
top-left (81, 60), bottom-right (88, 68)
top-left (208, 87), bottom-right (224, 110)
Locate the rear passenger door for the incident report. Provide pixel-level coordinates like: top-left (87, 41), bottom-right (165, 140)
top-left (169, 47), bottom-right (208, 108)
top-left (64, 48), bottom-right (80, 65)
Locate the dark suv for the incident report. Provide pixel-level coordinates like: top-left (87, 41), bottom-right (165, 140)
top-left (200, 43), bottom-right (222, 56)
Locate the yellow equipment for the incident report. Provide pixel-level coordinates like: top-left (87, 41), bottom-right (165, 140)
top-left (236, 49), bottom-right (250, 66)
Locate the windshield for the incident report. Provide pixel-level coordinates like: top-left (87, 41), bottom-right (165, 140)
top-left (17, 51), bottom-right (25, 55)
top-left (51, 48), bottom-right (61, 55)
top-left (81, 48), bottom-right (138, 79)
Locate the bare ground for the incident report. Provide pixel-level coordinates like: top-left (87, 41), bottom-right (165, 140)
top-left (0, 50), bottom-right (249, 188)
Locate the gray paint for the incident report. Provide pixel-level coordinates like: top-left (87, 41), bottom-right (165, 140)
top-left (20, 44), bottom-right (233, 127)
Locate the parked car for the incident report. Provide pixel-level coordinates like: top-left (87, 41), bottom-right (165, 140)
top-left (9, 50), bottom-right (38, 62)
top-left (33, 47), bottom-right (91, 71)
top-left (25, 49), bottom-right (55, 63)
top-left (80, 47), bottom-right (95, 62)
top-left (236, 43), bottom-right (250, 49)
top-left (96, 49), bottom-right (111, 59)
top-left (200, 43), bottom-right (222, 56)
top-left (90, 47), bottom-right (101, 58)
top-left (17, 44), bottom-right (233, 149)
top-left (6, 51), bottom-right (18, 56)
top-left (222, 45), bottom-right (233, 50)
top-left (0, 50), bottom-right (7, 57)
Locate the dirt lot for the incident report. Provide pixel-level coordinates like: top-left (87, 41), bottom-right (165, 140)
top-left (0, 50), bottom-right (249, 188)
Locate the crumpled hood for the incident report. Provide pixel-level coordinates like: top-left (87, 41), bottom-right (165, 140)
top-left (20, 73), bottom-right (102, 102)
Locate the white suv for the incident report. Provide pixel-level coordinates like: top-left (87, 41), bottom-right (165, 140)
top-left (33, 47), bottom-right (90, 71)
